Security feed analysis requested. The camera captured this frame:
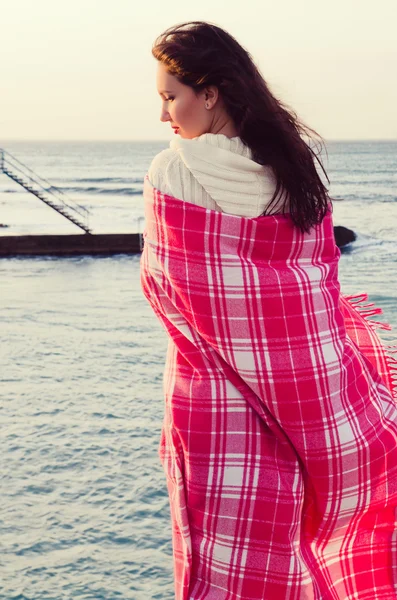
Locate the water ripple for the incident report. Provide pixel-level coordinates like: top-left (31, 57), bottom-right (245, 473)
top-left (1, 257), bottom-right (173, 599)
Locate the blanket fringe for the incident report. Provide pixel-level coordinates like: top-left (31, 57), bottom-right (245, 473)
top-left (344, 293), bottom-right (397, 400)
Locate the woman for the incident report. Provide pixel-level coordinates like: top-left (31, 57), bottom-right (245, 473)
top-left (141, 21), bottom-right (397, 600)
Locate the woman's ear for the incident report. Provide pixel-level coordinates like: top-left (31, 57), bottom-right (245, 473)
top-left (204, 86), bottom-right (219, 109)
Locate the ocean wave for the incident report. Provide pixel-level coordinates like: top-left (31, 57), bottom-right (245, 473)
top-left (331, 179), bottom-right (397, 185)
top-left (341, 234), bottom-right (397, 254)
top-left (74, 177), bottom-right (144, 184)
top-left (52, 176), bottom-right (144, 185)
top-left (332, 194), bottom-right (397, 202)
top-left (60, 186), bottom-right (143, 196)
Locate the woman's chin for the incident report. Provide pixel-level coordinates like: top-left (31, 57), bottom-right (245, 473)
top-left (179, 132), bottom-right (198, 140)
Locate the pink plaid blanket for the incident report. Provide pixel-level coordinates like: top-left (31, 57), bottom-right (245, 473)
top-left (140, 178), bottom-right (397, 600)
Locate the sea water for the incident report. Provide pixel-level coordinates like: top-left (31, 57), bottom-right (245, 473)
top-left (0, 140), bottom-right (396, 599)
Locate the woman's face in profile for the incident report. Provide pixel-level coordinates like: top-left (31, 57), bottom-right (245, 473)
top-left (156, 63), bottom-right (210, 139)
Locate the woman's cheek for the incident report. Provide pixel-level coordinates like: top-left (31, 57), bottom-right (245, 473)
top-left (173, 103), bottom-right (180, 122)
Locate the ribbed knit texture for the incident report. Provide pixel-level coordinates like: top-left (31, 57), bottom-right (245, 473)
top-left (147, 133), bottom-right (285, 217)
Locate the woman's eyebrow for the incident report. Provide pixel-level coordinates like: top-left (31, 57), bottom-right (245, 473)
top-left (158, 89), bottom-right (174, 94)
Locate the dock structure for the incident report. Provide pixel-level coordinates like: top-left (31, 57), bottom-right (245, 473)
top-left (0, 147), bottom-right (139, 255)
top-left (0, 148), bottom-right (91, 234)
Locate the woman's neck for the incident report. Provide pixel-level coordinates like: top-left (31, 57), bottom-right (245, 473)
top-left (207, 112), bottom-right (239, 138)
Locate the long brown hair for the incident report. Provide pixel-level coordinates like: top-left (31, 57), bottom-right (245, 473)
top-left (152, 21), bottom-right (333, 233)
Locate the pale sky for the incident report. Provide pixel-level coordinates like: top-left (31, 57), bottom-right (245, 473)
top-left (1, 0), bottom-right (396, 141)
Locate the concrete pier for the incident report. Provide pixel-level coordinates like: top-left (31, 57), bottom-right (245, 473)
top-left (0, 233), bottom-right (142, 257)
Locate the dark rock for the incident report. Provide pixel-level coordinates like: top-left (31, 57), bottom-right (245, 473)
top-left (334, 226), bottom-right (356, 249)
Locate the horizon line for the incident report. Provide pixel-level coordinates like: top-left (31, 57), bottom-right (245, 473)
top-left (1, 137), bottom-right (397, 144)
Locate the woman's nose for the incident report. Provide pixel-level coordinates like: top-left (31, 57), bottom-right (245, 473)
top-left (160, 106), bottom-right (170, 122)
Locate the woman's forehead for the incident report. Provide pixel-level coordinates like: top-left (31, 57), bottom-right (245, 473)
top-left (156, 63), bottom-right (184, 92)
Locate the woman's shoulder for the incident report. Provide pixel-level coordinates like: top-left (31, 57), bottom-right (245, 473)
top-left (147, 146), bottom-right (189, 196)
top-left (148, 147), bottom-right (180, 179)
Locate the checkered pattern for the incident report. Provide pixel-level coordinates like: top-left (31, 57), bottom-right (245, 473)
top-left (140, 177), bottom-right (397, 600)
